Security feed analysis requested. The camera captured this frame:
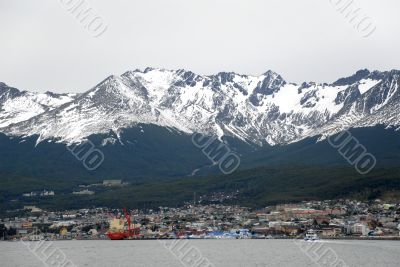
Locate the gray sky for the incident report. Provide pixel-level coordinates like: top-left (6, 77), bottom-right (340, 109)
top-left (0, 0), bottom-right (399, 93)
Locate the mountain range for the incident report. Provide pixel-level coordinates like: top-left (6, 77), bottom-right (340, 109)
top-left (1, 68), bottom-right (399, 146)
top-left (1, 68), bottom-right (400, 210)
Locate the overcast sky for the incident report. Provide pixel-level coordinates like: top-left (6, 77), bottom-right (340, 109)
top-left (1, 0), bottom-right (399, 93)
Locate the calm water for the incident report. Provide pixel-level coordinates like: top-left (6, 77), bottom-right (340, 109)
top-left (1, 239), bottom-right (400, 267)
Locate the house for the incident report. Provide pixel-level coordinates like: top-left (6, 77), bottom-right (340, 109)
top-left (320, 227), bottom-right (342, 237)
top-left (23, 206), bottom-right (43, 213)
top-left (103, 180), bottom-right (122, 186)
top-left (72, 189), bottom-right (95, 195)
top-left (349, 223), bottom-right (370, 236)
top-left (17, 229), bottom-right (29, 235)
top-left (281, 225), bottom-right (301, 236)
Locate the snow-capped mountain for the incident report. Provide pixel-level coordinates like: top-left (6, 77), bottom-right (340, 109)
top-left (312, 70), bottom-right (400, 140)
top-left (1, 68), bottom-right (399, 145)
top-left (0, 82), bottom-right (77, 128)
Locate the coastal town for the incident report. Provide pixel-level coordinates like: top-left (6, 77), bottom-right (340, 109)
top-left (1, 199), bottom-right (400, 241)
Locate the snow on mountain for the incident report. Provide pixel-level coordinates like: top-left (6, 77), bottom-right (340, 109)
top-left (0, 68), bottom-right (399, 146)
top-left (314, 70), bottom-right (400, 140)
top-left (0, 82), bottom-right (77, 128)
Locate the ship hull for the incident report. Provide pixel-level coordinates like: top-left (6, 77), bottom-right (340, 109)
top-left (107, 232), bottom-right (127, 240)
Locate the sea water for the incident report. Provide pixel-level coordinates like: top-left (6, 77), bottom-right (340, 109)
top-left (1, 239), bottom-right (399, 267)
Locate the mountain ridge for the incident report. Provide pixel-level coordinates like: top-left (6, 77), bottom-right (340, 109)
top-left (1, 68), bottom-right (399, 146)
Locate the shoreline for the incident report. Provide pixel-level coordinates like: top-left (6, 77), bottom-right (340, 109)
top-left (2, 237), bottom-right (400, 242)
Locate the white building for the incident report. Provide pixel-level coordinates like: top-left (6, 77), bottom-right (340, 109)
top-left (72, 189), bottom-right (95, 195)
top-left (349, 223), bottom-right (370, 236)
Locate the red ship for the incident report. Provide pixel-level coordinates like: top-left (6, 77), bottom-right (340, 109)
top-left (107, 208), bottom-right (140, 240)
